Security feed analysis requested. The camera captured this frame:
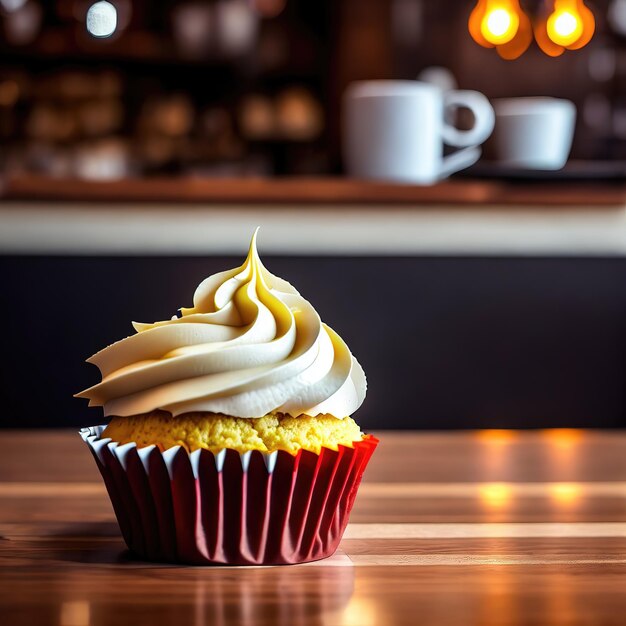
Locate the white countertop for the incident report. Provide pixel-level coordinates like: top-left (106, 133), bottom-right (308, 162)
top-left (2, 201), bottom-right (626, 256)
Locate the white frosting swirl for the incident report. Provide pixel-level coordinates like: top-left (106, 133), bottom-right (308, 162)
top-left (76, 230), bottom-right (366, 419)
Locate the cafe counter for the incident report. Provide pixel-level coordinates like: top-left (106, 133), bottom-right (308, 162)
top-left (1, 176), bottom-right (626, 256)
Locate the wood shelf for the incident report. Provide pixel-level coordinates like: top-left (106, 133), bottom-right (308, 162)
top-left (2, 175), bottom-right (626, 207)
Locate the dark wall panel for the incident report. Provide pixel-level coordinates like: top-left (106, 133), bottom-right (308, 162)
top-left (1, 255), bottom-right (625, 430)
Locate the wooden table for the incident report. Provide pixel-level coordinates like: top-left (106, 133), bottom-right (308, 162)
top-left (1, 430), bottom-right (625, 625)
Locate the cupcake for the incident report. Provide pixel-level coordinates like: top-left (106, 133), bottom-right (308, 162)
top-left (77, 229), bottom-right (377, 565)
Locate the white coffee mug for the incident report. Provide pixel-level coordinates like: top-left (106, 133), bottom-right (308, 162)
top-left (491, 97), bottom-right (576, 170)
top-left (342, 80), bottom-right (495, 184)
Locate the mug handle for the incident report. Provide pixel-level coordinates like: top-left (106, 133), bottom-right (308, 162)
top-left (439, 90), bottom-right (495, 178)
top-left (438, 146), bottom-right (482, 180)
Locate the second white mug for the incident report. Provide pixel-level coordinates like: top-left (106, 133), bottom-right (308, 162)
top-left (491, 97), bottom-right (577, 170)
top-left (342, 80), bottom-right (495, 184)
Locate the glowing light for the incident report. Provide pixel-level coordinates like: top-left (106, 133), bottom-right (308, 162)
top-left (472, 0), bottom-right (595, 58)
top-left (550, 482), bottom-right (581, 505)
top-left (339, 598), bottom-right (379, 626)
top-left (486, 9), bottom-right (512, 37)
top-left (476, 429), bottom-right (517, 444)
top-left (86, 1), bottom-right (117, 38)
top-left (479, 483), bottom-right (511, 508)
top-left (554, 11), bottom-right (578, 36)
top-left (469, 0), bottom-right (529, 53)
top-left (547, 9), bottom-right (583, 45)
top-left (542, 428), bottom-right (583, 449)
top-left (481, 5), bottom-right (519, 44)
top-left (537, 0), bottom-right (595, 52)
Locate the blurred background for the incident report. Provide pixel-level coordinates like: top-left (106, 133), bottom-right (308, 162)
top-left (0, 0), bottom-right (625, 176)
top-left (1, 0), bottom-right (626, 430)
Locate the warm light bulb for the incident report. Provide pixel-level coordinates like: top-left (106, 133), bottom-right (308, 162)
top-left (487, 9), bottom-right (512, 36)
top-left (554, 11), bottom-right (578, 36)
top-left (540, 0), bottom-right (595, 51)
top-left (547, 8), bottom-right (583, 45)
top-left (481, 5), bottom-right (519, 44)
top-left (469, 0), bottom-right (530, 56)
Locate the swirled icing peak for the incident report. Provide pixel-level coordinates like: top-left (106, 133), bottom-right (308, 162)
top-left (76, 229), bottom-right (366, 419)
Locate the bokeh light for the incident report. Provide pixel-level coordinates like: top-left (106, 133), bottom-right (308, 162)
top-left (482, 3), bottom-right (520, 45)
top-left (472, 0), bottom-right (595, 57)
top-left (86, 1), bottom-right (117, 38)
top-left (479, 483), bottom-right (512, 508)
top-left (547, 8), bottom-right (583, 46)
top-left (485, 9), bottom-right (513, 38)
top-left (549, 482), bottom-right (581, 505)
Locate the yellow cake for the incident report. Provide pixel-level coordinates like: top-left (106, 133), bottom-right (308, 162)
top-left (103, 411), bottom-right (363, 455)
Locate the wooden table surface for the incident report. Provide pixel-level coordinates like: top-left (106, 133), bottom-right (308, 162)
top-left (1, 429), bottom-right (625, 625)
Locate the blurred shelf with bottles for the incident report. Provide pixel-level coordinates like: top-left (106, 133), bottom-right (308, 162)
top-left (0, 0), bottom-right (338, 179)
top-left (0, 0), bottom-right (625, 181)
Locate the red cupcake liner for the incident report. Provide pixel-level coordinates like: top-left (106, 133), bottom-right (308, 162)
top-left (80, 425), bottom-right (378, 565)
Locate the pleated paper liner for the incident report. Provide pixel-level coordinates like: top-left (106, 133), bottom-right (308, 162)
top-left (80, 425), bottom-right (378, 565)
